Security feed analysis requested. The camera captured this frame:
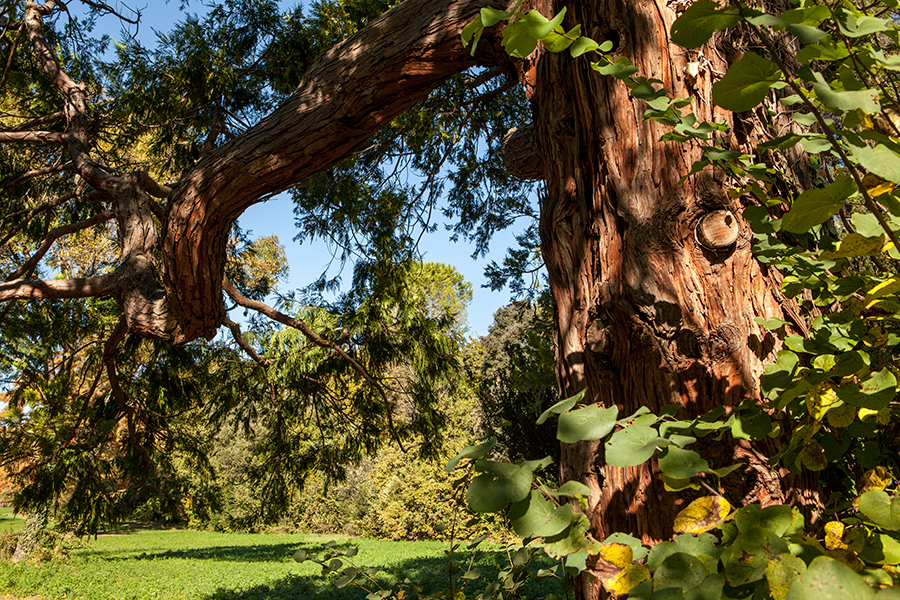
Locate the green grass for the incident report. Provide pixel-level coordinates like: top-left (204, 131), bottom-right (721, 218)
top-left (0, 508), bottom-right (25, 534)
top-left (0, 525), bottom-right (565, 600)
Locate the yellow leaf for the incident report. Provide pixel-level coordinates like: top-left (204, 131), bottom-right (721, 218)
top-left (806, 383), bottom-right (841, 421)
top-left (597, 543), bottom-right (633, 568)
top-left (825, 521), bottom-right (847, 550)
top-left (867, 277), bottom-right (900, 306)
top-left (858, 406), bottom-right (892, 425)
top-left (604, 565), bottom-right (650, 595)
top-left (820, 232), bottom-right (887, 259)
top-left (862, 467), bottom-right (893, 493)
top-left (673, 496), bottom-right (732, 534)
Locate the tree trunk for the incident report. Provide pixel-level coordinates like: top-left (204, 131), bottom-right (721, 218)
top-left (526, 1), bottom-right (817, 598)
top-left (11, 502), bottom-right (50, 563)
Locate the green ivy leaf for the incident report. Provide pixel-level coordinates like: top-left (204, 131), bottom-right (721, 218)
top-left (712, 52), bottom-right (782, 112)
top-left (461, 16), bottom-right (486, 55)
top-left (670, 0), bottom-right (740, 48)
top-left (781, 175), bottom-right (856, 233)
top-left (467, 461), bottom-right (532, 512)
top-left (555, 480), bottom-right (591, 498)
top-left (653, 552), bottom-right (707, 591)
top-left (537, 390), bottom-right (584, 425)
top-left (604, 425), bottom-right (669, 467)
top-left (835, 369), bottom-right (897, 410)
top-left (543, 24), bottom-right (580, 53)
top-left (509, 490), bottom-right (574, 538)
top-left (557, 404), bottom-right (618, 443)
top-left (570, 35), bottom-right (599, 57)
top-left (851, 143), bottom-right (900, 184)
top-left (766, 553), bottom-right (807, 600)
top-left (810, 72), bottom-right (880, 114)
top-left (445, 437), bottom-right (496, 472)
top-left (517, 8), bottom-right (567, 39)
top-left (658, 447), bottom-right (709, 480)
top-left (858, 490), bottom-right (900, 530)
top-left (480, 7), bottom-right (513, 27)
top-left (784, 556), bottom-right (874, 600)
top-left (592, 56), bottom-right (638, 78)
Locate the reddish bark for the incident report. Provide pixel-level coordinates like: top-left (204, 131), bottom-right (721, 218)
top-left (524, 0), bottom-right (817, 597)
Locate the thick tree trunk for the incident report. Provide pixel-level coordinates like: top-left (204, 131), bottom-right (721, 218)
top-left (11, 502), bottom-right (50, 563)
top-left (526, 1), bottom-right (817, 598)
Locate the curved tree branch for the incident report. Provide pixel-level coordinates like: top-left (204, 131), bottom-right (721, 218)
top-left (164, 0), bottom-right (512, 342)
top-left (5, 209), bottom-right (114, 280)
top-left (222, 277), bottom-right (407, 451)
top-left (0, 274), bottom-right (117, 301)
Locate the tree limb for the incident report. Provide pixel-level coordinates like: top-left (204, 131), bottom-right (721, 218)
top-left (164, 0), bottom-right (513, 342)
top-left (4, 161), bottom-right (73, 190)
top-left (221, 277), bottom-right (407, 451)
top-left (223, 317), bottom-right (264, 364)
top-left (9, 110), bottom-right (66, 131)
top-left (0, 26), bottom-right (23, 90)
top-left (5, 209), bottom-right (114, 280)
top-left (0, 274), bottom-right (117, 301)
top-left (0, 130), bottom-right (63, 143)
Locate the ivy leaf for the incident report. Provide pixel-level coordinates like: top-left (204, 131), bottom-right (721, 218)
top-left (670, 0), bottom-right (740, 48)
top-left (592, 56), bottom-right (638, 78)
top-left (604, 425), bottom-right (669, 467)
top-left (543, 24), bottom-right (580, 53)
top-left (467, 461), bottom-right (532, 512)
top-left (461, 16), bottom-right (486, 55)
top-left (653, 553), bottom-right (707, 591)
top-left (810, 72), bottom-right (880, 114)
top-left (834, 8), bottom-right (890, 37)
top-left (658, 447), bottom-right (709, 480)
top-left (766, 553), bottom-right (806, 600)
top-left (835, 369), bottom-right (897, 410)
top-left (851, 143), bottom-right (900, 184)
top-left (712, 52), bottom-right (782, 112)
top-left (673, 496), bottom-right (732, 534)
top-left (445, 437), bottom-right (496, 472)
top-left (858, 490), bottom-right (900, 530)
top-left (554, 480), bottom-right (591, 497)
top-left (781, 175), bottom-right (856, 233)
top-left (557, 404), bottom-right (618, 443)
top-left (517, 8), bottom-right (567, 40)
top-left (784, 557), bottom-right (874, 600)
top-left (537, 390), bottom-right (584, 424)
top-left (570, 35), bottom-right (600, 57)
top-left (480, 7), bottom-right (513, 27)
top-left (509, 491), bottom-right (573, 538)
top-left (502, 20), bottom-right (539, 58)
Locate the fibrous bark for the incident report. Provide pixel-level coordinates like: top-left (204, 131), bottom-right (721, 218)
top-left (524, 0), bottom-right (817, 598)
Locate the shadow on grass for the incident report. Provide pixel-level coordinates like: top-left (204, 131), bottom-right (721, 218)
top-left (202, 549), bottom-right (565, 600)
top-left (84, 539), bottom-right (370, 563)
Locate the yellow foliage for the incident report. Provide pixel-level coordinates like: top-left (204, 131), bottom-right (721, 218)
top-left (673, 496), bottom-right (732, 534)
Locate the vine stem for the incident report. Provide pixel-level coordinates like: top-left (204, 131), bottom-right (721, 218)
top-left (747, 14), bottom-right (900, 253)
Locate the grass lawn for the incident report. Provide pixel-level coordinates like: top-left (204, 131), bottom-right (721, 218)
top-left (0, 519), bottom-right (566, 600)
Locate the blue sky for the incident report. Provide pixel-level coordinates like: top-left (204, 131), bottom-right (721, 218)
top-left (77, 0), bottom-right (535, 337)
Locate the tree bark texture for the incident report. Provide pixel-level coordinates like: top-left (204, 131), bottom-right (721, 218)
top-left (162, 0), bottom-right (509, 342)
top-left (525, 1), bottom-right (817, 598)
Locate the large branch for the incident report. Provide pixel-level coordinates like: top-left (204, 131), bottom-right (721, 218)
top-left (164, 0), bottom-right (510, 342)
top-left (0, 275), bottom-right (117, 301)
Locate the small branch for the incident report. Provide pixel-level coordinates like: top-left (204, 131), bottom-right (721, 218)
top-left (222, 277), bottom-right (407, 452)
top-left (0, 130), bottom-right (63, 143)
top-left (9, 110), bottom-right (65, 131)
top-left (2, 189), bottom-right (76, 223)
top-left (134, 171), bottom-right (171, 199)
top-left (223, 317), bottom-right (264, 364)
top-left (5, 209), bottom-right (114, 280)
top-left (0, 274), bottom-right (117, 301)
top-left (0, 27), bottom-right (23, 90)
top-left (4, 161), bottom-right (73, 190)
